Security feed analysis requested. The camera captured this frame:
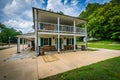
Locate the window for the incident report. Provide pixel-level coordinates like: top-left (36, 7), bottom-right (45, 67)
top-left (44, 38), bottom-right (49, 45)
top-left (41, 38), bottom-right (51, 46)
top-left (40, 23), bottom-right (44, 29)
top-left (67, 38), bottom-right (73, 45)
top-left (68, 38), bottom-right (72, 45)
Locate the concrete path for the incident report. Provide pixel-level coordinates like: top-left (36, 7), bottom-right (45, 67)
top-left (38, 49), bottom-right (120, 79)
top-left (0, 45), bottom-right (38, 80)
top-left (0, 46), bottom-right (120, 80)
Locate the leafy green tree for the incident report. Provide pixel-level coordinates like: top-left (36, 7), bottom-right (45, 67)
top-left (79, 3), bottom-right (103, 20)
top-left (0, 23), bottom-right (22, 43)
top-left (57, 11), bottom-right (64, 15)
top-left (110, 16), bottom-right (120, 40)
top-left (79, 0), bottom-right (120, 40)
top-left (0, 23), bottom-right (6, 31)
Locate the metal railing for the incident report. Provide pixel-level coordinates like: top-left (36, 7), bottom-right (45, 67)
top-left (38, 22), bottom-right (86, 35)
top-left (76, 27), bottom-right (86, 35)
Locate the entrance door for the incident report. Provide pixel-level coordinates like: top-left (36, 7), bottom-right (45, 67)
top-left (56, 38), bottom-right (62, 50)
top-left (31, 41), bottom-right (35, 47)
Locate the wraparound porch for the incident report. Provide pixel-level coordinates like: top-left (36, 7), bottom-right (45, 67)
top-left (16, 33), bottom-right (87, 55)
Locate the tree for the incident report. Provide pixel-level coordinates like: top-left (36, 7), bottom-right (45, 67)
top-left (0, 23), bottom-right (22, 43)
top-left (57, 11), bottom-right (64, 15)
top-left (59, 11), bottom-right (64, 15)
top-left (79, 0), bottom-right (120, 40)
top-left (110, 16), bottom-right (120, 40)
top-left (0, 23), bottom-right (6, 31)
top-left (79, 3), bottom-right (103, 20)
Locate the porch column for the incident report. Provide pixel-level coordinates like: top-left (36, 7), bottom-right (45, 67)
top-left (22, 38), bottom-right (24, 51)
top-left (35, 9), bottom-right (39, 55)
top-left (74, 20), bottom-right (76, 51)
top-left (85, 23), bottom-right (88, 49)
top-left (26, 39), bottom-right (28, 48)
top-left (17, 37), bottom-right (20, 53)
top-left (57, 17), bottom-right (60, 53)
top-left (25, 39), bottom-right (27, 49)
top-left (38, 37), bottom-right (40, 46)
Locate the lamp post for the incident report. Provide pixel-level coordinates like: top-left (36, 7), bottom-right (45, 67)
top-left (9, 36), bottom-right (11, 47)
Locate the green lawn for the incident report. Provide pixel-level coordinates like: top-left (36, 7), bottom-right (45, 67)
top-left (40, 57), bottom-right (120, 80)
top-left (77, 40), bottom-right (120, 50)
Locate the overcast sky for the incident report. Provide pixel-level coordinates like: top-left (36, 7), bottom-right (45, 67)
top-left (0, 0), bottom-right (110, 33)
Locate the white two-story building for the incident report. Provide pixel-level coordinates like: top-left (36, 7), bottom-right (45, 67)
top-left (17, 7), bottom-right (88, 55)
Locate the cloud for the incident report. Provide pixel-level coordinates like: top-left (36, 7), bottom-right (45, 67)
top-left (2, 0), bottom-right (32, 19)
top-left (71, 0), bottom-right (78, 6)
top-left (3, 19), bottom-right (33, 33)
top-left (1, 0), bottom-right (35, 33)
top-left (85, 0), bottom-right (110, 4)
top-left (46, 0), bottom-right (81, 17)
top-left (1, 0), bottom-right (47, 33)
top-left (0, 0), bottom-right (111, 33)
top-left (22, 10), bottom-right (33, 20)
top-left (47, 0), bottom-right (63, 11)
top-left (64, 0), bottom-right (68, 5)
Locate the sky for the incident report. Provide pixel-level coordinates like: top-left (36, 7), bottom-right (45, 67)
top-left (0, 0), bottom-right (110, 33)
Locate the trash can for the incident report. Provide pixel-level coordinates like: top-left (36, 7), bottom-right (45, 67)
top-left (28, 44), bottom-right (30, 47)
top-left (81, 45), bottom-right (86, 51)
top-left (76, 45), bottom-right (78, 49)
top-left (39, 46), bottom-right (44, 56)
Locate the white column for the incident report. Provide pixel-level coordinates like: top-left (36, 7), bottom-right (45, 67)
top-left (58, 17), bottom-right (60, 53)
top-left (17, 37), bottom-right (20, 53)
top-left (38, 37), bottom-right (40, 46)
top-left (25, 39), bottom-right (27, 49)
top-left (30, 41), bottom-right (32, 47)
top-left (85, 23), bottom-right (88, 49)
top-left (74, 20), bottom-right (76, 51)
top-left (22, 38), bottom-right (24, 51)
top-left (34, 9), bottom-right (39, 55)
top-left (26, 40), bottom-right (28, 48)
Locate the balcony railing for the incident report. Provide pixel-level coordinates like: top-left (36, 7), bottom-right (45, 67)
top-left (38, 23), bottom-right (86, 35)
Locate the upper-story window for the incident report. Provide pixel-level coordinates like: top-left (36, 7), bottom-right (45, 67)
top-left (40, 23), bottom-right (44, 30)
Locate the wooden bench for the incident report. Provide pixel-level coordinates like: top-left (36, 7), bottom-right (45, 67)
top-left (43, 46), bottom-right (56, 51)
top-left (64, 45), bottom-right (74, 50)
top-left (64, 45), bottom-right (77, 50)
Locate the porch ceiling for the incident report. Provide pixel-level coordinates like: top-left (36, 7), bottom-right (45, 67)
top-left (17, 32), bottom-right (86, 39)
top-left (16, 33), bottom-right (35, 39)
top-left (35, 8), bottom-right (87, 26)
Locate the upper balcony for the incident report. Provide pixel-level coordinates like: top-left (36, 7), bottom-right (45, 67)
top-left (38, 22), bottom-right (86, 35)
top-left (33, 8), bottom-right (87, 36)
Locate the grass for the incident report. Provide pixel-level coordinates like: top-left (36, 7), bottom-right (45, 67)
top-left (39, 57), bottom-right (120, 80)
top-left (77, 40), bottom-right (120, 50)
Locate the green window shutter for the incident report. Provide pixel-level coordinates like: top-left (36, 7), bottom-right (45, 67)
top-left (67, 38), bottom-right (69, 45)
top-left (59, 26), bottom-right (61, 31)
top-left (40, 23), bottom-right (44, 29)
top-left (72, 38), bottom-right (74, 45)
top-left (41, 38), bottom-right (44, 46)
top-left (49, 38), bottom-right (51, 46)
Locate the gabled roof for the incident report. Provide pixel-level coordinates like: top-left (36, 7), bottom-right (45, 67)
top-left (32, 7), bottom-right (87, 25)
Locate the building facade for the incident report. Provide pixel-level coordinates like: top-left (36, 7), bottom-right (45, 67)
top-left (17, 7), bottom-right (88, 55)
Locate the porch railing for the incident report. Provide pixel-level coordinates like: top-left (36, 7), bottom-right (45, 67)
top-left (38, 23), bottom-right (86, 35)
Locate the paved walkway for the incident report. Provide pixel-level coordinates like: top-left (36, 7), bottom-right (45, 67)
top-left (0, 46), bottom-right (120, 80)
